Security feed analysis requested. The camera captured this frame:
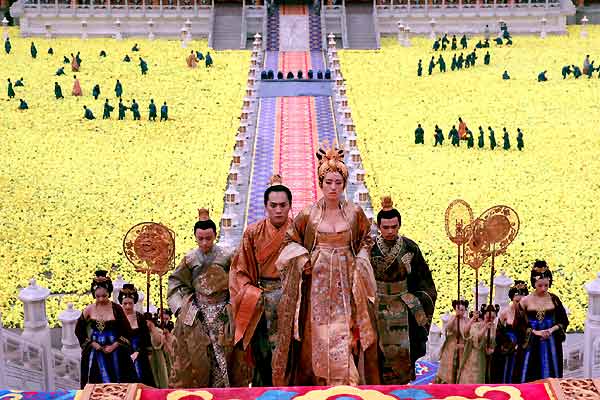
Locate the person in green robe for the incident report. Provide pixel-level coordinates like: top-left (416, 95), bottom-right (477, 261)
top-left (484, 51), bottom-right (490, 66)
top-left (428, 56), bottom-right (436, 75)
top-left (148, 99), bottom-right (157, 121)
top-left (14, 77), bottom-right (24, 87)
top-left (54, 82), bottom-right (64, 99)
top-left (115, 80), bottom-right (123, 98)
top-left (495, 37), bottom-right (503, 46)
top-left (7, 78), bottom-right (15, 99)
top-left (139, 57), bottom-right (148, 75)
top-left (438, 55), bottom-right (446, 73)
top-left (103, 99), bottom-right (114, 119)
top-left (478, 126), bottom-right (485, 149)
top-left (131, 99), bottom-right (141, 120)
top-left (18, 99), bottom-right (28, 110)
top-left (123, 54), bottom-right (131, 62)
top-left (561, 65), bottom-right (572, 79)
top-left (83, 105), bottom-right (95, 120)
top-left (502, 70), bottom-right (510, 80)
top-left (457, 53), bottom-right (464, 69)
top-left (460, 34), bottom-right (468, 49)
top-left (205, 52), bottom-right (213, 67)
top-left (196, 50), bottom-right (204, 60)
top-left (118, 99), bottom-right (128, 120)
top-left (432, 39), bottom-right (440, 51)
top-left (451, 54), bottom-right (457, 71)
top-left (466, 129), bottom-right (474, 148)
top-left (147, 308), bottom-right (175, 388)
top-left (367, 196), bottom-right (437, 385)
top-left (434, 125), bottom-right (444, 146)
top-left (92, 84), bottom-right (101, 100)
top-left (30, 42), bottom-right (37, 59)
top-left (441, 34), bottom-right (449, 50)
top-left (48, 47), bottom-right (54, 55)
top-left (503, 128), bottom-right (511, 150)
top-left (132, 43), bottom-right (140, 52)
top-left (76, 52), bottom-right (82, 66)
top-left (4, 37), bottom-right (11, 54)
top-left (489, 127), bottom-right (497, 150)
top-left (451, 35), bottom-right (457, 51)
top-left (537, 71), bottom-right (548, 82)
top-left (56, 67), bottom-right (65, 76)
top-left (417, 60), bottom-right (422, 77)
top-left (63, 55), bottom-right (70, 64)
top-left (160, 102), bottom-right (168, 121)
top-left (517, 128), bottom-right (524, 151)
top-left (414, 123), bottom-right (424, 144)
top-left (100, 50), bottom-right (107, 57)
top-left (449, 125), bottom-right (459, 147)
top-left (572, 65), bottom-right (582, 79)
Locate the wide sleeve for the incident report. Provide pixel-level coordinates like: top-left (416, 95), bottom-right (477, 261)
top-left (137, 313), bottom-right (153, 352)
top-left (167, 255), bottom-right (193, 316)
top-left (407, 245), bottom-right (437, 329)
top-left (113, 302), bottom-right (133, 349)
top-left (354, 204), bottom-right (374, 254)
top-left (551, 293), bottom-right (569, 342)
top-left (284, 205), bottom-right (309, 247)
top-left (229, 227), bottom-right (263, 348)
top-left (75, 313), bottom-right (91, 351)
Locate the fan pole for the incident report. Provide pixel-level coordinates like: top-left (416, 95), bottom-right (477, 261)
top-left (489, 243), bottom-right (496, 306)
top-left (475, 268), bottom-right (479, 311)
top-left (146, 269), bottom-right (151, 314)
top-left (159, 275), bottom-right (164, 328)
top-left (455, 223), bottom-right (463, 380)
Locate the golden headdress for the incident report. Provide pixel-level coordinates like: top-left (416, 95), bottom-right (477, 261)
top-left (269, 174), bottom-right (283, 186)
top-left (198, 208), bottom-right (210, 221)
top-left (530, 259), bottom-right (553, 288)
top-left (381, 195), bottom-right (394, 212)
top-left (118, 283), bottom-right (139, 304)
top-left (316, 145), bottom-right (348, 184)
top-left (91, 270), bottom-right (113, 295)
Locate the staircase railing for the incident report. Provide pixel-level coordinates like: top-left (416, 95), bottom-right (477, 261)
top-left (241, 1), bottom-right (247, 49)
top-left (208, 0), bottom-right (215, 48)
top-left (341, 0), bottom-right (348, 48)
top-left (372, 0), bottom-right (380, 49)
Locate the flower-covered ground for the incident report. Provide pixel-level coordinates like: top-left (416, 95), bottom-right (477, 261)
top-left (341, 26), bottom-right (600, 331)
top-left (0, 29), bottom-right (249, 327)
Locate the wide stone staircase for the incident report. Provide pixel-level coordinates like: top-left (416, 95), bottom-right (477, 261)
top-left (345, 3), bottom-right (378, 49)
top-left (212, 3), bottom-right (243, 50)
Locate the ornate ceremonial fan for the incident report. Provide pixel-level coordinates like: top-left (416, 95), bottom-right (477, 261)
top-left (123, 222), bottom-right (176, 319)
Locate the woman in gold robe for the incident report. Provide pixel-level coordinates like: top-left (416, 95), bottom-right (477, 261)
top-left (272, 146), bottom-right (378, 386)
top-left (435, 300), bottom-right (469, 384)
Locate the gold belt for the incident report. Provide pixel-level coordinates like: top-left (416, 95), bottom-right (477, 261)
top-left (376, 280), bottom-right (408, 296)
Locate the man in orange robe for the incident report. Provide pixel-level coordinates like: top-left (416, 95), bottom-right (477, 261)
top-left (458, 117), bottom-right (468, 140)
top-left (229, 175), bottom-right (292, 387)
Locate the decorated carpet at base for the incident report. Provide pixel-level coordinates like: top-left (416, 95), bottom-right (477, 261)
top-left (1, 380), bottom-right (583, 400)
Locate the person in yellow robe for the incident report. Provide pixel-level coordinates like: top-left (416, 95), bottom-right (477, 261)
top-left (273, 146), bottom-right (379, 386)
top-left (167, 209), bottom-right (234, 388)
top-left (229, 175), bottom-right (292, 387)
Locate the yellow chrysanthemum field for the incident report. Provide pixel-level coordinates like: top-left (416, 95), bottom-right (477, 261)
top-left (341, 26), bottom-right (600, 331)
top-left (0, 28), bottom-right (249, 327)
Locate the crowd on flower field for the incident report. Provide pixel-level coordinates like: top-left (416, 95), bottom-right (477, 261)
top-left (0, 29), bottom-right (249, 329)
top-left (340, 27), bottom-right (600, 334)
top-left (415, 121), bottom-right (524, 151)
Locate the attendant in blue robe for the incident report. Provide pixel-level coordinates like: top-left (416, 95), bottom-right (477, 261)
top-left (30, 42), bottom-right (38, 58)
top-left (460, 34), bottom-right (467, 49)
top-left (118, 284), bottom-right (156, 387)
top-left (451, 35), bottom-right (457, 51)
top-left (451, 54), bottom-right (457, 71)
top-left (537, 71), bottom-right (548, 82)
top-left (572, 65), bottom-right (582, 79)
top-left (148, 99), bottom-right (157, 121)
top-left (491, 281), bottom-right (528, 383)
top-left (63, 55), bottom-right (70, 64)
top-left (123, 54), bottom-right (131, 62)
top-left (7, 78), bottom-right (15, 99)
top-left (139, 57), bottom-right (148, 75)
top-left (75, 271), bottom-right (136, 388)
top-left (515, 261), bottom-right (569, 382)
top-left (55, 82), bottom-right (64, 99)
top-left (18, 99), bottom-right (28, 110)
top-left (160, 102), bottom-right (168, 121)
top-left (15, 77), bottom-right (24, 87)
top-left (428, 57), bottom-right (436, 75)
top-left (517, 128), bottom-right (524, 151)
top-left (417, 59), bottom-right (422, 77)
top-left (484, 51), bottom-right (490, 65)
top-left (205, 52), bottom-right (213, 67)
top-left (115, 80), bottom-right (123, 98)
top-left (92, 84), bottom-right (101, 100)
top-left (414, 123), bottom-right (424, 144)
top-left (502, 71), bottom-right (510, 80)
top-left (438, 55), bottom-right (446, 73)
top-left (502, 128), bottom-right (510, 150)
top-left (103, 99), bottom-right (114, 119)
top-left (478, 127), bottom-right (485, 149)
top-left (488, 127), bottom-right (497, 150)
top-left (132, 43), bottom-right (140, 52)
top-left (131, 99), bottom-right (141, 120)
top-left (118, 99), bottom-right (128, 120)
top-left (48, 47), bottom-right (54, 55)
top-left (84, 106), bottom-right (95, 120)
top-left (196, 50), bottom-right (204, 60)
top-left (4, 37), bottom-right (11, 54)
